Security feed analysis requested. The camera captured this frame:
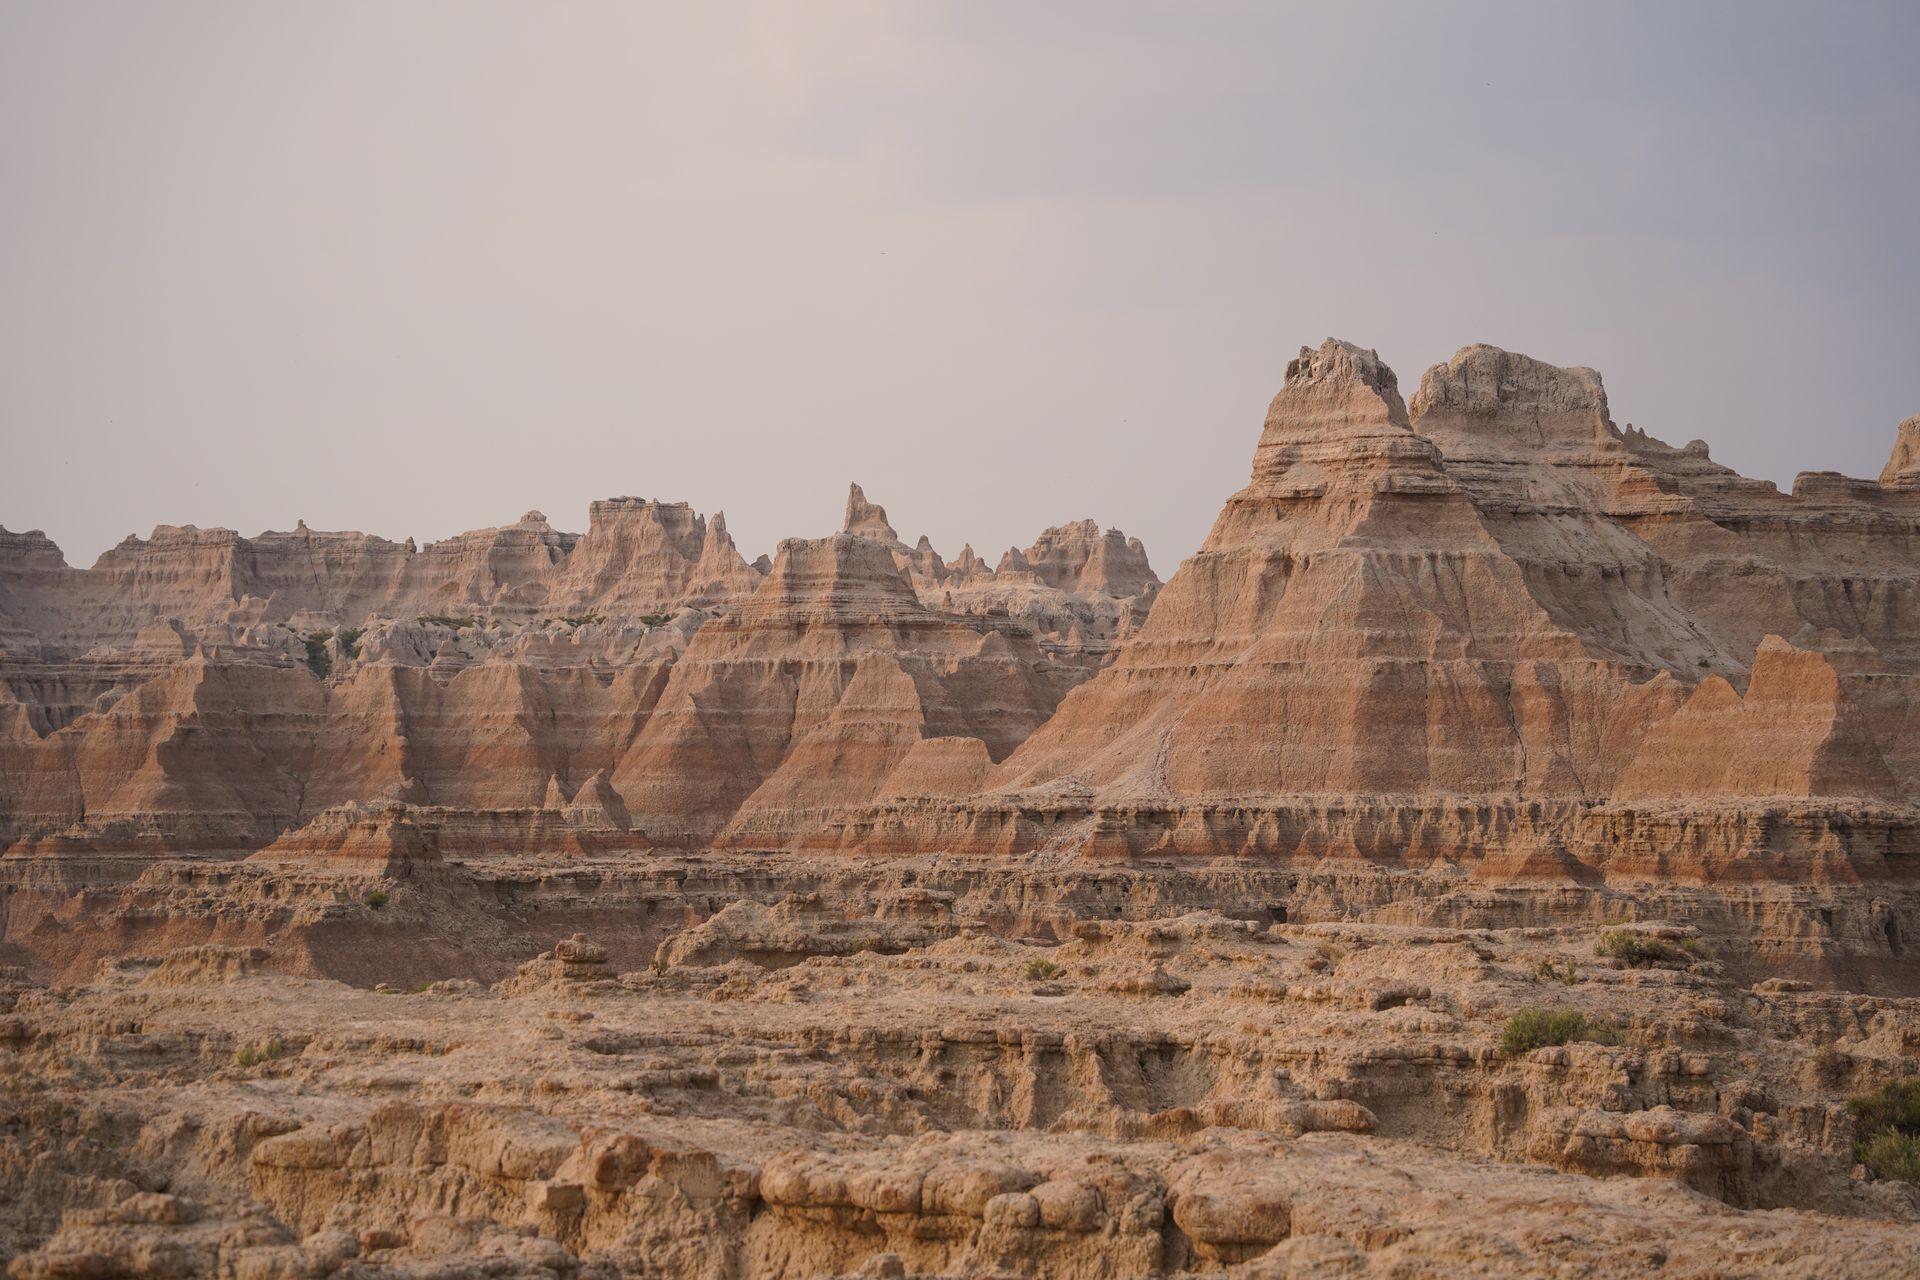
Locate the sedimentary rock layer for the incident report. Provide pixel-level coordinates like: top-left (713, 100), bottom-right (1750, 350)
top-left (3, 339), bottom-right (1918, 876)
top-left (0, 488), bottom-right (1148, 860)
top-left (841, 340), bottom-right (1920, 874)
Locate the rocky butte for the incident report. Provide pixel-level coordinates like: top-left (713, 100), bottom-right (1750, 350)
top-left (3, 340), bottom-right (1920, 1277)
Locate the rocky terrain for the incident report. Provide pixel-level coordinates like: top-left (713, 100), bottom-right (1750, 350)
top-left (4, 339), bottom-right (1920, 1275)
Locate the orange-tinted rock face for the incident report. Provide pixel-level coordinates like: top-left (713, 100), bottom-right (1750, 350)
top-left (833, 339), bottom-right (1920, 873)
top-left (610, 533), bottom-right (1072, 848)
top-left (545, 498), bottom-right (760, 614)
top-left (837, 482), bottom-right (1160, 666)
top-left (1615, 637), bottom-right (1902, 804)
top-left (1002, 520), bottom-right (1157, 598)
top-left (3, 341), bottom-right (1917, 876)
top-left (842, 482), bottom-right (905, 549)
top-left (1881, 415), bottom-right (1920, 487)
top-left (13, 347), bottom-right (1920, 1280)
top-left (988, 339), bottom-right (1630, 807)
top-left (399, 511), bottom-right (578, 612)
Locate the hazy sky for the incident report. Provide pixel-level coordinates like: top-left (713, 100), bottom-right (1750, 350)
top-left (3, 2), bottom-right (1916, 573)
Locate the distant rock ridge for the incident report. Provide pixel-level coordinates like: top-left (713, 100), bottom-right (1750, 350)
top-left (837, 480), bottom-right (1161, 663)
top-left (3, 337), bottom-right (1918, 876)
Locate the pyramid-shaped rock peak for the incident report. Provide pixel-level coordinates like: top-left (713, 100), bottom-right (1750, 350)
top-left (993, 339), bottom-right (1579, 803)
top-left (1881, 414), bottom-right (1920, 487)
top-left (903, 534), bottom-right (947, 587)
top-left (249, 801), bottom-right (439, 877)
top-left (565, 768), bottom-right (631, 828)
top-left (691, 510), bottom-right (765, 598)
top-left (842, 482), bottom-right (904, 548)
top-left (1212, 340), bottom-right (1457, 556)
top-left (1269, 338), bottom-right (1410, 437)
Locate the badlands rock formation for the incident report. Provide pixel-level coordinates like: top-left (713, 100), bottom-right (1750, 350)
top-left (0, 486), bottom-right (1151, 862)
top-left (10, 901), bottom-right (1920, 1277)
top-left (839, 341), bottom-right (1920, 878)
top-left (840, 481), bottom-right (1161, 665)
top-left (4, 338), bottom-right (1920, 1276)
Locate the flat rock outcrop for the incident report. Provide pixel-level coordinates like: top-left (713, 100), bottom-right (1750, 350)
top-left (9, 902), bottom-right (1920, 1277)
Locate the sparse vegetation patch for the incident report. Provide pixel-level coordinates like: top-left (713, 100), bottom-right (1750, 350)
top-left (303, 630), bottom-right (333, 678)
top-left (1849, 1081), bottom-right (1920, 1182)
top-left (1595, 929), bottom-right (1678, 968)
top-left (1499, 1008), bottom-right (1615, 1057)
top-left (234, 1037), bottom-right (284, 1068)
top-left (1532, 958), bottom-right (1579, 985)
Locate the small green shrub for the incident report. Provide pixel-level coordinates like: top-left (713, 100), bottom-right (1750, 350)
top-left (1595, 929), bottom-right (1676, 968)
top-left (303, 631), bottom-right (333, 679)
top-left (235, 1037), bottom-right (285, 1068)
top-left (1499, 1008), bottom-right (1614, 1057)
top-left (638, 612), bottom-right (673, 628)
top-left (1022, 957), bottom-right (1063, 982)
top-left (1851, 1080), bottom-right (1920, 1181)
top-left (1850, 1081), bottom-right (1920, 1138)
top-left (561, 612), bottom-right (605, 627)
top-left (1860, 1130), bottom-right (1920, 1183)
top-left (1696, 656), bottom-right (1713, 668)
top-left (364, 889), bottom-right (390, 910)
top-left (418, 614), bottom-right (476, 629)
top-left (335, 627), bottom-right (364, 659)
top-left (1532, 958), bottom-right (1578, 986)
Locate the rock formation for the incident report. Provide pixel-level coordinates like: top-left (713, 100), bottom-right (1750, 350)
top-left (842, 482), bottom-right (905, 549)
top-left (7, 336), bottom-right (1920, 1275)
top-left (609, 532), bottom-right (1072, 848)
top-left (6, 339), bottom-right (1920, 875)
top-left (836, 482), bottom-right (1161, 665)
top-left (834, 340), bottom-right (1920, 877)
top-left (1881, 414), bottom-right (1920, 487)
top-left (9, 902), bottom-right (1920, 1277)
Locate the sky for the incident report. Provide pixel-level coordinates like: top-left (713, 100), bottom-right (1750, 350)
top-left (2, 2), bottom-right (1916, 574)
